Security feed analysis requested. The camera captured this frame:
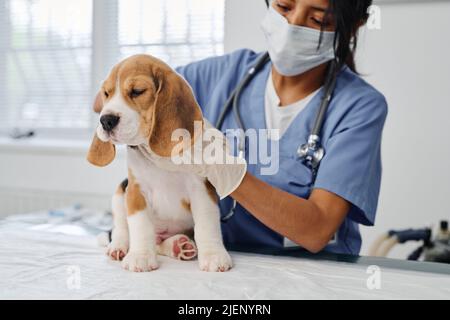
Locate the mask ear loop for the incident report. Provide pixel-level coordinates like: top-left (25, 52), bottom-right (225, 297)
top-left (317, 5), bottom-right (335, 51)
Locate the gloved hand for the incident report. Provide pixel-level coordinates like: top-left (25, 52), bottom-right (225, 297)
top-left (139, 119), bottom-right (247, 200)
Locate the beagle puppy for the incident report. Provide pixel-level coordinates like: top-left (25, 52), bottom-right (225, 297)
top-left (87, 54), bottom-right (232, 272)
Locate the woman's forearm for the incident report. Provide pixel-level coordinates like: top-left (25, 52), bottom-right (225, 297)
top-left (230, 172), bottom-right (350, 253)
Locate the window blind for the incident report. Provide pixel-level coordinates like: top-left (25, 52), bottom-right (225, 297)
top-left (0, 0), bottom-right (93, 131)
top-left (0, 0), bottom-right (224, 133)
top-left (118, 0), bottom-right (224, 67)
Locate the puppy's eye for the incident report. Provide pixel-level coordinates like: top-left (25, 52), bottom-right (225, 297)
top-left (104, 90), bottom-right (109, 98)
top-left (130, 88), bottom-right (147, 99)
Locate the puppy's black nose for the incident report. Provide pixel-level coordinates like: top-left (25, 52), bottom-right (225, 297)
top-left (100, 114), bottom-right (120, 132)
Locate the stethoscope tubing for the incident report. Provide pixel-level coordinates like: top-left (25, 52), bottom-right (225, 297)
top-left (312, 60), bottom-right (338, 137)
top-left (216, 52), bottom-right (270, 131)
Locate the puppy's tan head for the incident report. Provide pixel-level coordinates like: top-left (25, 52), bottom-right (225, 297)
top-left (87, 54), bottom-right (203, 167)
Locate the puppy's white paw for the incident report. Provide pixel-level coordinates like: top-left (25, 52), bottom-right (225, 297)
top-left (106, 231), bottom-right (129, 261)
top-left (198, 247), bottom-right (232, 272)
top-left (107, 239), bottom-right (129, 261)
top-left (158, 234), bottom-right (197, 261)
top-left (122, 251), bottom-right (158, 272)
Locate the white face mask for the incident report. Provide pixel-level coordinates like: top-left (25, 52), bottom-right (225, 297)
top-left (260, 6), bottom-right (336, 76)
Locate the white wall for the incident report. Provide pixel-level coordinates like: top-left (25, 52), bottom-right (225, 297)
top-left (224, 0), bottom-right (450, 258)
top-left (0, 139), bottom-right (127, 216)
top-left (356, 1), bottom-right (450, 258)
top-left (224, 0), bottom-right (267, 53)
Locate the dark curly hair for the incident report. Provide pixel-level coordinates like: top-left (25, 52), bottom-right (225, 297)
top-left (264, 0), bottom-right (373, 72)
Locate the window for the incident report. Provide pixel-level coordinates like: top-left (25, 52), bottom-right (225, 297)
top-left (118, 0), bottom-right (224, 66)
top-left (0, 0), bottom-right (224, 134)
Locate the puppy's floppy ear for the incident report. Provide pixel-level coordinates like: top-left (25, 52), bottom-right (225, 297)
top-left (87, 133), bottom-right (116, 167)
top-left (148, 71), bottom-right (203, 157)
top-left (93, 91), bottom-right (104, 114)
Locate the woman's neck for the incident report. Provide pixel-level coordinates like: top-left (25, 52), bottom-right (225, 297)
top-left (271, 63), bottom-right (328, 106)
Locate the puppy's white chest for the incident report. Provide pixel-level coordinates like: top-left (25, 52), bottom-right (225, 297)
top-left (127, 147), bottom-right (197, 222)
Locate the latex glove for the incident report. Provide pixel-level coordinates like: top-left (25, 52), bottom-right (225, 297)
top-left (139, 119), bottom-right (247, 200)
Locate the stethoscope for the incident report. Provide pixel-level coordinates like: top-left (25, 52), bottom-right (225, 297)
top-left (216, 52), bottom-right (339, 222)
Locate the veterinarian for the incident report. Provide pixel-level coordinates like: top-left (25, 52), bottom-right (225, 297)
top-left (95, 0), bottom-right (387, 256)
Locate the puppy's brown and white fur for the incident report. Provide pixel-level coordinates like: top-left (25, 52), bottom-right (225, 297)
top-left (87, 54), bottom-right (232, 272)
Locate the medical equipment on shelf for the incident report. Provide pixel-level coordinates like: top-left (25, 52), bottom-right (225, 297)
top-left (215, 52), bottom-right (338, 222)
top-left (369, 220), bottom-right (450, 264)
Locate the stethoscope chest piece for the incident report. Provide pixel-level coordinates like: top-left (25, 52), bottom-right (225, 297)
top-left (297, 134), bottom-right (325, 172)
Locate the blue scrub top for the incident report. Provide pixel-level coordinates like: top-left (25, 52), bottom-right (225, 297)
top-left (176, 49), bottom-right (388, 255)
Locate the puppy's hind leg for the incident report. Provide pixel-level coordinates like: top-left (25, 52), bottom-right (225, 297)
top-left (157, 234), bottom-right (197, 261)
top-left (107, 179), bottom-right (129, 261)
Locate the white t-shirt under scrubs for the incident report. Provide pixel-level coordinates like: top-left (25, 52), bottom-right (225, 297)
top-left (264, 71), bottom-right (320, 140)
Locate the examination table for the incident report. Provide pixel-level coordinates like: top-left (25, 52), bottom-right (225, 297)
top-left (0, 206), bottom-right (449, 300)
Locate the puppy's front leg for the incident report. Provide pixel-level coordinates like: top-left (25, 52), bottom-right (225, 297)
top-left (121, 180), bottom-right (158, 272)
top-left (190, 180), bottom-right (232, 272)
top-left (107, 182), bottom-right (129, 261)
